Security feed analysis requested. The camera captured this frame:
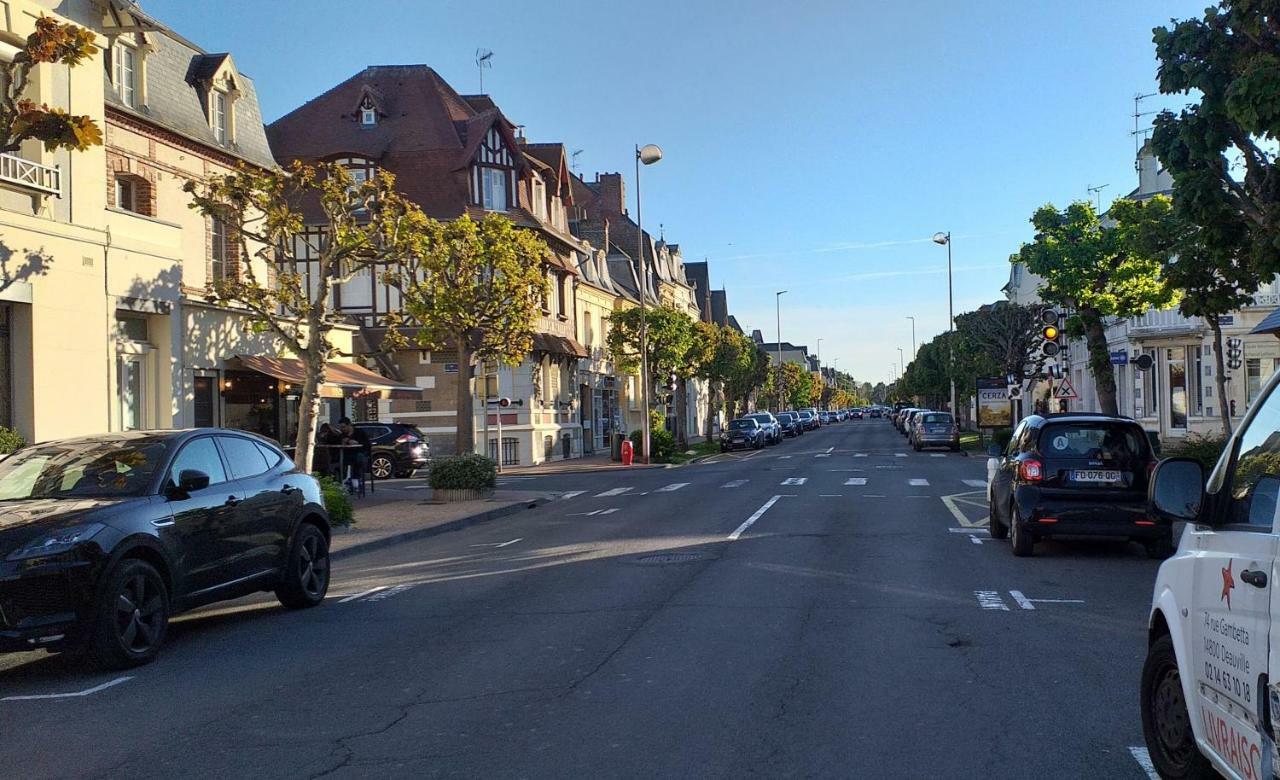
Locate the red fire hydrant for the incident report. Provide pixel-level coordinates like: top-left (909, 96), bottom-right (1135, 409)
top-left (621, 439), bottom-right (634, 466)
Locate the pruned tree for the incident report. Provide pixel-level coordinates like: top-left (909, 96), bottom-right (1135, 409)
top-left (387, 213), bottom-right (550, 456)
top-left (1015, 199), bottom-right (1178, 416)
top-left (955, 301), bottom-right (1048, 389)
top-left (0, 16), bottom-right (101, 153)
top-left (185, 162), bottom-right (423, 471)
top-left (690, 322), bottom-right (766, 435)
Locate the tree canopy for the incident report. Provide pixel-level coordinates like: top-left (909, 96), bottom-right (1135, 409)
top-left (0, 17), bottom-right (101, 153)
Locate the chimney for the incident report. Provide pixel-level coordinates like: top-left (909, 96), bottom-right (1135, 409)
top-left (595, 172), bottom-right (626, 216)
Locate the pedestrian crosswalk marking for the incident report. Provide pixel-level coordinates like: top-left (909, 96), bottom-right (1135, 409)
top-left (599, 508), bottom-right (620, 515)
top-left (909, 478), bottom-right (929, 486)
top-left (560, 491), bottom-right (585, 499)
top-left (844, 478), bottom-right (868, 486)
top-left (815, 453), bottom-right (830, 458)
top-left (895, 453), bottom-right (907, 458)
top-left (854, 453), bottom-right (868, 458)
top-left (962, 479), bottom-right (987, 488)
top-left (781, 477), bottom-right (807, 486)
top-left (778, 455), bottom-right (793, 460)
top-left (656, 482), bottom-right (689, 492)
top-left (721, 479), bottom-right (749, 488)
top-left (930, 453), bottom-right (945, 458)
top-left (596, 487), bottom-right (632, 497)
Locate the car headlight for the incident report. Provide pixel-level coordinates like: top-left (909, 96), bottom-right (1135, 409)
top-left (7, 523), bottom-right (105, 561)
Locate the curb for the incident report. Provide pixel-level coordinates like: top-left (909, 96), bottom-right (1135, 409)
top-left (498, 464), bottom-right (666, 476)
top-left (331, 496), bottom-right (552, 560)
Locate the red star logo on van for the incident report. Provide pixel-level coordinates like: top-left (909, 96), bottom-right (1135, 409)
top-left (1222, 560), bottom-right (1235, 610)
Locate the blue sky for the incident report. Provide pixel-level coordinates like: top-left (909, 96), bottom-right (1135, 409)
top-left (145, 0), bottom-right (1206, 385)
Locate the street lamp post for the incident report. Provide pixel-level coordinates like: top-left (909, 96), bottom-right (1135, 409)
top-left (635, 143), bottom-right (662, 464)
top-left (775, 290), bottom-right (787, 411)
top-left (932, 231), bottom-right (956, 419)
top-left (906, 316), bottom-right (916, 357)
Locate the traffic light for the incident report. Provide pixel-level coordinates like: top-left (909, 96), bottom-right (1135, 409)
top-left (1226, 337), bottom-right (1243, 371)
top-left (668, 372), bottom-right (678, 392)
top-left (1039, 308), bottom-right (1062, 358)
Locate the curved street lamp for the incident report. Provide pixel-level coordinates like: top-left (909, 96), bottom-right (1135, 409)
top-left (635, 144), bottom-right (663, 464)
top-left (932, 231), bottom-right (956, 419)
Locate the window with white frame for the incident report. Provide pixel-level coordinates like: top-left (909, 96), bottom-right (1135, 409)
top-left (481, 167), bottom-right (507, 211)
top-left (1191, 346), bottom-right (1205, 415)
top-left (532, 176), bottom-right (547, 220)
top-left (114, 43), bottom-right (137, 107)
top-left (473, 126), bottom-right (513, 211)
top-left (211, 216), bottom-right (231, 284)
top-left (212, 90), bottom-right (228, 143)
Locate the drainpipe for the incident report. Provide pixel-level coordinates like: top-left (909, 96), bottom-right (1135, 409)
top-left (103, 226), bottom-right (112, 430)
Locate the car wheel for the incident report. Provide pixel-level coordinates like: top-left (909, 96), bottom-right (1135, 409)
top-left (87, 558), bottom-right (170, 670)
top-left (1141, 634), bottom-right (1215, 779)
top-left (988, 493), bottom-right (1009, 540)
top-left (276, 523), bottom-right (330, 609)
top-left (1010, 504), bottom-right (1034, 557)
top-left (370, 454), bottom-right (395, 480)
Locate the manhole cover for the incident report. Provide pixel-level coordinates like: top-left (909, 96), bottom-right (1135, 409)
top-left (633, 551), bottom-right (709, 565)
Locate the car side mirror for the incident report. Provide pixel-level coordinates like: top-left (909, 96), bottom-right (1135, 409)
top-left (987, 444), bottom-right (1002, 458)
top-left (1149, 457), bottom-right (1205, 524)
top-left (169, 468), bottom-right (210, 497)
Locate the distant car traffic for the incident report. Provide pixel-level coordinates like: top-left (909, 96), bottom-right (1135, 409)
top-left (720, 418), bottom-right (767, 451)
top-left (912, 411), bottom-right (960, 451)
top-left (987, 413), bottom-right (1161, 557)
top-left (0, 430), bottom-right (331, 669)
top-left (744, 412), bottom-right (782, 445)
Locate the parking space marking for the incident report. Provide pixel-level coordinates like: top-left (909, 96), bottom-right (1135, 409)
top-left (729, 495), bottom-right (785, 540)
top-left (962, 479), bottom-right (987, 488)
top-left (781, 477), bottom-right (807, 485)
top-left (656, 482), bottom-right (689, 492)
top-left (560, 491), bottom-right (585, 499)
top-left (722, 479), bottom-right (749, 488)
top-left (2, 676), bottom-right (134, 702)
top-left (975, 591), bottom-right (1010, 611)
top-left (908, 478), bottom-right (930, 486)
top-left (1010, 590), bottom-right (1035, 610)
top-left (1129, 747), bottom-right (1159, 780)
top-left (596, 487), bottom-right (632, 497)
top-left (845, 478), bottom-right (868, 486)
top-left (339, 586), bottom-right (387, 603)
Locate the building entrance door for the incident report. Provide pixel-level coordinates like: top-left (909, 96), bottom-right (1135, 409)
top-left (1166, 346), bottom-right (1188, 432)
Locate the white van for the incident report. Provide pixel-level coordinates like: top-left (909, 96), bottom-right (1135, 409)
top-left (1142, 368), bottom-right (1280, 779)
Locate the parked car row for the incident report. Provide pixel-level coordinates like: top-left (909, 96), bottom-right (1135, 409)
top-left (719, 408), bottom-right (842, 451)
top-left (890, 407), bottom-right (960, 452)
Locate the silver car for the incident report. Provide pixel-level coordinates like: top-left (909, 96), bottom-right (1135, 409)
top-left (913, 411), bottom-right (960, 451)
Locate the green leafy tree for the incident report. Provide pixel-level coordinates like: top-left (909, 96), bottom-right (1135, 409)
top-left (607, 305), bottom-right (698, 449)
top-left (762, 362), bottom-right (813, 410)
top-left (1014, 200), bottom-right (1178, 416)
top-left (0, 17), bottom-right (102, 153)
top-left (691, 322), bottom-right (769, 433)
top-left (387, 214), bottom-right (550, 456)
top-left (185, 162), bottom-right (422, 471)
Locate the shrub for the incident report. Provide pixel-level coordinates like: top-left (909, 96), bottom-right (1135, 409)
top-left (0, 426), bottom-right (24, 455)
top-left (314, 474), bottom-right (354, 527)
top-left (629, 418), bottom-right (676, 462)
top-left (1163, 432), bottom-right (1228, 471)
top-left (429, 453), bottom-right (497, 490)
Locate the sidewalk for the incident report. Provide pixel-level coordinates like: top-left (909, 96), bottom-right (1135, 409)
top-left (329, 489), bottom-right (552, 559)
top-left (498, 452), bottom-right (666, 475)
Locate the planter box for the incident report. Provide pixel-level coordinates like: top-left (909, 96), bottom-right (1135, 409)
top-left (432, 487), bottom-right (494, 503)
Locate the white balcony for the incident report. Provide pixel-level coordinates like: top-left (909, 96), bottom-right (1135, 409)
top-left (1126, 308), bottom-right (1203, 338)
top-left (0, 152), bottom-right (60, 197)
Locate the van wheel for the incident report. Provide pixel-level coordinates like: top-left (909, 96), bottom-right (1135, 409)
top-left (1010, 506), bottom-right (1034, 557)
top-left (988, 494), bottom-right (1009, 540)
top-left (87, 559), bottom-right (170, 670)
top-left (1142, 634), bottom-right (1215, 779)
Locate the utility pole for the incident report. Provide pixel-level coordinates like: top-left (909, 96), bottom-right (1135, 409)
top-left (776, 290), bottom-right (787, 411)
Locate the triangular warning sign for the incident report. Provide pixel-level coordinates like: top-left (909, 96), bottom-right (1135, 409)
top-left (1054, 378), bottom-right (1078, 400)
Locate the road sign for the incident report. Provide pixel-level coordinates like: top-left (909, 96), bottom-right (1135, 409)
top-left (1110, 349), bottom-right (1128, 365)
top-left (1053, 378), bottom-right (1078, 400)
top-left (1007, 384), bottom-right (1023, 400)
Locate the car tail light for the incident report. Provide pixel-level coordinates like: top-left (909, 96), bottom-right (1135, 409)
top-left (1135, 519), bottom-right (1156, 526)
top-left (1038, 517), bottom-right (1059, 524)
top-left (1019, 459), bottom-right (1043, 482)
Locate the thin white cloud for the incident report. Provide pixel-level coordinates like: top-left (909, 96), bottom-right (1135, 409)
top-left (734, 262), bottom-right (1010, 290)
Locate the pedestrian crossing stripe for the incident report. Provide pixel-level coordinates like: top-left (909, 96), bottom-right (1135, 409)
top-left (909, 478), bottom-right (929, 486)
top-left (781, 477), bottom-right (807, 485)
top-left (721, 479), bottom-right (748, 488)
top-left (845, 478), bottom-right (868, 486)
top-left (962, 479), bottom-right (986, 488)
top-left (656, 483), bottom-right (689, 492)
top-left (560, 491), bottom-right (585, 499)
top-left (596, 487), bottom-right (632, 497)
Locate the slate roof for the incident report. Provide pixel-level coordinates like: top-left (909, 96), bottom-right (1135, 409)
top-left (684, 261), bottom-right (712, 322)
top-left (710, 289), bottom-right (729, 326)
top-left (104, 21), bottom-right (275, 169)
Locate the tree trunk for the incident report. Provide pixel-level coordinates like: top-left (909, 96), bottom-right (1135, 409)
top-left (675, 377), bottom-right (688, 448)
top-left (291, 344), bottom-right (326, 473)
top-left (1082, 311), bottom-right (1119, 416)
top-left (1209, 315), bottom-right (1232, 436)
top-left (704, 380), bottom-right (716, 440)
top-left (455, 334), bottom-right (476, 456)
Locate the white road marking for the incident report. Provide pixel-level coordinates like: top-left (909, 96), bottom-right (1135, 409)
top-left (1010, 590), bottom-right (1036, 610)
top-left (975, 591), bottom-right (1010, 611)
top-left (845, 478), bottom-right (868, 486)
top-left (948, 528), bottom-right (989, 534)
top-left (854, 453), bottom-right (868, 458)
top-left (895, 453), bottom-right (907, 458)
top-left (495, 538), bottom-right (522, 548)
top-left (778, 455), bottom-right (793, 460)
top-left (781, 477), bottom-right (807, 485)
top-left (941, 492), bottom-right (988, 528)
top-left (560, 490), bottom-right (585, 499)
top-left (908, 478), bottom-right (930, 486)
top-left (815, 453), bottom-right (830, 458)
top-left (1129, 747), bottom-right (1159, 780)
top-left (598, 508), bottom-right (620, 515)
top-left (825, 447), bottom-right (834, 454)
top-left (819, 494), bottom-right (843, 497)
top-left (962, 479), bottom-right (987, 488)
top-left (930, 453), bottom-right (946, 458)
top-left (339, 586), bottom-right (387, 603)
top-left (596, 487), bottom-right (632, 497)
top-left (969, 536), bottom-right (983, 545)
top-left (366, 583), bottom-right (415, 602)
top-left (722, 479), bottom-right (749, 488)
top-left (656, 482), bottom-right (689, 492)
top-left (729, 495), bottom-right (784, 540)
top-left (2, 676), bottom-right (134, 702)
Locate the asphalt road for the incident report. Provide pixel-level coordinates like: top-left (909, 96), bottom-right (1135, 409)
top-left (0, 419), bottom-right (1163, 779)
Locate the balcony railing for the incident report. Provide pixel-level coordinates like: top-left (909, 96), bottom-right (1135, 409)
top-left (0, 152), bottom-right (60, 197)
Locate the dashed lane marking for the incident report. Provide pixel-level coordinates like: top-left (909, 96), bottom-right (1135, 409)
top-left (778, 455), bottom-right (793, 460)
top-left (962, 479), bottom-right (987, 488)
top-left (781, 477), bottom-right (807, 486)
top-left (844, 478), bottom-right (868, 486)
top-left (2, 676), bottom-right (134, 702)
top-left (908, 478), bottom-right (930, 486)
top-left (815, 453), bottom-right (830, 458)
top-left (597, 508), bottom-right (620, 515)
top-left (596, 487), bottom-right (632, 497)
top-left (930, 453), bottom-right (946, 458)
top-left (1129, 747), bottom-right (1159, 780)
top-left (656, 482), bottom-right (689, 492)
top-left (722, 479), bottom-right (749, 488)
top-left (894, 453), bottom-right (907, 458)
top-left (560, 491), bottom-right (585, 499)
top-left (975, 591), bottom-right (1010, 610)
top-left (854, 453), bottom-right (868, 458)
top-left (729, 495), bottom-right (785, 540)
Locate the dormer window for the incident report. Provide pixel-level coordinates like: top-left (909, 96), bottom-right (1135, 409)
top-left (113, 42), bottom-right (137, 107)
top-left (472, 126), bottom-right (514, 212)
top-left (211, 90), bottom-right (228, 143)
top-left (361, 107), bottom-right (377, 126)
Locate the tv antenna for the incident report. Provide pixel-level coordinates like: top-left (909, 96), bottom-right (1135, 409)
top-left (571, 149), bottom-right (583, 174)
top-left (475, 49), bottom-right (493, 94)
top-left (1132, 92), bottom-right (1159, 156)
top-left (1086, 183), bottom-right (1109, 211)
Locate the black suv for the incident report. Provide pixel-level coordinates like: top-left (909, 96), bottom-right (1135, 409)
top-left (0, 430), bottom-right (331, 668)
top-left (354, 422), bottom-right (431, 479)
top-left (987, 413), bottom-right (1162, 557)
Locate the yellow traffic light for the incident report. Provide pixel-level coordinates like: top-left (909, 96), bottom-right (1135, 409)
top-left (1043, 325), bottom-right (1059, 340)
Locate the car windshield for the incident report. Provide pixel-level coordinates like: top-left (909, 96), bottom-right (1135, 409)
top-left (728, 420), bottom-right (756, 430)
top-left (0, 437), bottom-right (169, 500)
top-left (1039, 423), bottom-right (1146, 460)
top-left (923, 413), bottom-right (953, 424)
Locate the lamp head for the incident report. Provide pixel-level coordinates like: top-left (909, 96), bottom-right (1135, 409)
top-left (637, 144), bottom-right (663, 165)
top-left (932, 232), bottom-right (950, 245)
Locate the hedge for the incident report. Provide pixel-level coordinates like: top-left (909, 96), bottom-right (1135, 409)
top-left (428, 453), bottom-right (497, 490)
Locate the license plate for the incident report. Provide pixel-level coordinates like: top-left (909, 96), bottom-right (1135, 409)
top-left (732, 437), bottom-right (745, 443)
top-left (1071, 469), bottom-right (1121, 483)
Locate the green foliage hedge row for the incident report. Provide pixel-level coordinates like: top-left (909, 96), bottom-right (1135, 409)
top-left (429, 453), bottom-right (497, 490)
top-left (0, 426), bottom-right (24, 455)
top-left (314, 474), bottom-right (354, 527)
top-left (1162, 433), bottom-right (1228, 471)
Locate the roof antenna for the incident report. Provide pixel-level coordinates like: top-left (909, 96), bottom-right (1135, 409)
top-left (571, 149), bottom-right (583, 174)
top-left (1086, 183), bottom-right (1109, 211)
top-left (1132, 92), bottom-right (1159, 157)
top-left (475, 49), bottom-right (493, 94)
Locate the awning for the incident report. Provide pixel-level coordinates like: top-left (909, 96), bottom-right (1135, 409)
top-left (232, 355), bottom-right (422, 400)
top-left (532, 333), bottom-right (589, 359)
top-left (1253, 307), bottom-right (1280, 336)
